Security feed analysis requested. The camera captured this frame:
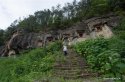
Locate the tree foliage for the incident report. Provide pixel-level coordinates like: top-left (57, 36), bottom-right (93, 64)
top-left (5, 0), bottom-right (124, 31)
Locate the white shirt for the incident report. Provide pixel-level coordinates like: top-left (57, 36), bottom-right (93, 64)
top-left (63, 46), bottom-right (67, 51)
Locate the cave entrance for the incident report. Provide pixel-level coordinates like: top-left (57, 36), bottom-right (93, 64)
top-left (47, 37), bottom-right (53, 42)
top-left (93, 23), bottom-right (103, 32)
top-left (63, 34), bottom-right (70, 40)
top-left (95, 26), bottom-right (102, 32)
top-left (38, 40), bottom-right (43, 42)
top-left (76, 30), bottom-right (85, 37)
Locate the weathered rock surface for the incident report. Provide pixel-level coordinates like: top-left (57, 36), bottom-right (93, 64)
top-left (0, 14), bottom-right (121, 57)
top-left (0, 33), bottom-right (44, 56)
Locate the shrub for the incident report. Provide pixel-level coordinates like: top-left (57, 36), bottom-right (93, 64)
top-left (108, 37), bottom-right (125, 58)
top-left (113, 17), bottom-right (125, 31)
top-left (74, 37), bottom-right (123, 77)
top-left (74, 37), bottom-right (109, 57)
top-left (47, 41), bottom-right (62, 53)
top-left (97, 50), bottom-right (120, 73)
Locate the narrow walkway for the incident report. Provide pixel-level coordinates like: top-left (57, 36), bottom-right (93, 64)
top-left (53, 49), bottom-right (98, 79)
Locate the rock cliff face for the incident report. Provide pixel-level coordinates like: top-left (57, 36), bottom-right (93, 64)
top-left (0, 15), bottom-right (121, 57)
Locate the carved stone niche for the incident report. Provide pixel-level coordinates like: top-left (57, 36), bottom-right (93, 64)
top-left (93, 23), bottom-right (105, 32)
top-left (46, 36), bottom-right (53, 42)
top-left (63, 34), bottom-right (70, 39)
top-left (76, 30), bottom-right (85, 37)
top-left (37, 40), bottom-right (43, 47)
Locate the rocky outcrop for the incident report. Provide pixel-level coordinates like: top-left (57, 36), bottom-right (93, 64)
top-left (0, 33), bottom-right (46, 56)
top-left (0, 14), bottom-right (121, 57)
top-left (0, 30), bottom-right (63, 57)
top-left (85, 14), bottom-right (121, 30)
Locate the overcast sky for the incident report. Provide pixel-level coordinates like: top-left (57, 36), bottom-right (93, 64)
top-left (0, 0), bottom-right (80, 30)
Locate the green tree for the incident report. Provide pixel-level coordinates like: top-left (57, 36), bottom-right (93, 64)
top-left (108, 0), bottom-right (125, 11)
top-left (18, 15), bottom-right (39, 32)
top-left (0, 29), bottom-right (4, 46)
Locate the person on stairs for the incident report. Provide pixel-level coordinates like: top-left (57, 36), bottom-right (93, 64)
top-left (63, 45), bottom-right (68, 56)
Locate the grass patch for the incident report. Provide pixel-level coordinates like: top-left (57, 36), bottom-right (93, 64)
top-left (0, 41), bottom-right (63, 82)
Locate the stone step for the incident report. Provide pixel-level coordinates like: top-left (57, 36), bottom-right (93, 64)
top-left (55, 61), bottom-right (86, 65)
top-left (55, 62), bottom-right (79, 65)
top-left (54, 75), bottom-right (78, 79)
top-left (54, 64), bottom-right (89, 68)
top-left (65, 54), bottom-right (79, 56)
top-left (53, 72), bottom-right (79, 76)
top-left (54, 69), bottom-right (81, 72)
top-left (54, 65), bottom-right (86, 68)
top-left (67, 57), bottom-right (80, 59)
top-left (56, 61), bottom-right (84, 64)
top-left (54, 64), bottom-right (85, 68)
top-left (54, 67), bottom-right (83, 70)
top-left (78, 73), bottom-right (98, 78)
top-left (56, 58), bottom-right (83, 62)
top-left (55, 62), bottom-right (86, 66)
top-left (62, 60), bottom-right (85, 63)
top-left (56, 57), bottom-right (86, 61)
top-left (54, 73), bottom-right (98, 79)
top-left (54, 69), bottom-right (95, 75)
top-left (54, 65), bottom-right (81, 68)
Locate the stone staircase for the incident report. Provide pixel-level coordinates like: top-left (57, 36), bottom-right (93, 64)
top-left (53, 49), bottom-right (98, 79)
